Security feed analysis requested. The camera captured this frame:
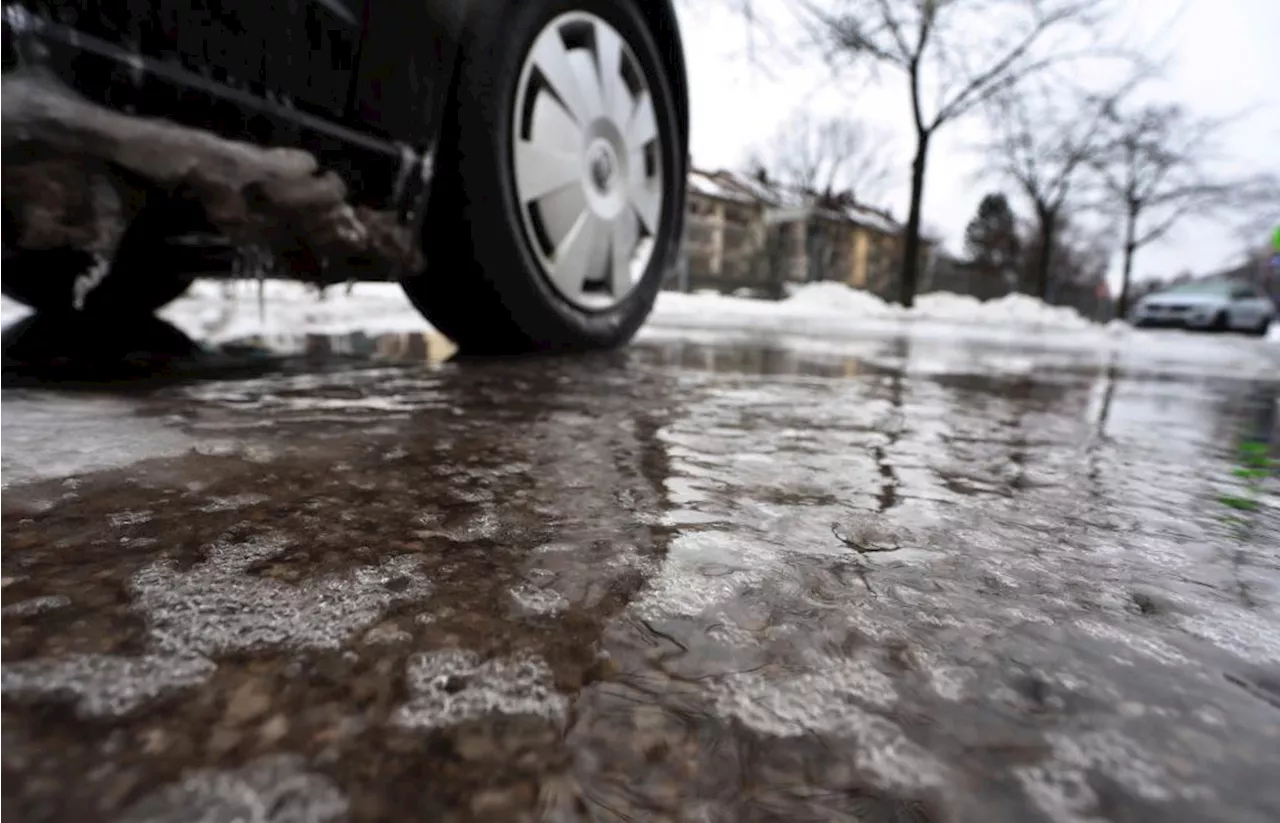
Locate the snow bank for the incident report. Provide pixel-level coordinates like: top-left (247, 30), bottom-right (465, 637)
top-left (0, 278), bottom-right (1109, 340)
top-left (913, 292), bottom-right (1095, 331)
top-left (652, 282), bottom-right (1095, 334)
top-left (781, 282), bottom-right (902, 318)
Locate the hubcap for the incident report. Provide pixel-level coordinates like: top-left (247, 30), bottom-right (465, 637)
top-left (512, 12), bottom-right (664, 310)
top-left (589, 145), bottom-right (614, 192)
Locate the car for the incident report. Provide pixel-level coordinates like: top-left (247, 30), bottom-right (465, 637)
top-left (1, 0), bottom-right (689, 354)
top-left (1130, 279), bottom-right (1274, 336)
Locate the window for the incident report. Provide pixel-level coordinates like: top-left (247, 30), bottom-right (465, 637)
top-left (1164, 279), bottom-right (1230, 297)
top-left (1230, 285), bottom-right (1259, 300)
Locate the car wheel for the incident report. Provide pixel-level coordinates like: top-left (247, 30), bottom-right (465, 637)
top-left (402, 0), bottom-right (687, 354)
top-left (1209, 310), bottom-right (1229, 332)
top-left (1252, 317), bottom-right (1272, 337)
top-left (1, 196), bottom-right (202, 316)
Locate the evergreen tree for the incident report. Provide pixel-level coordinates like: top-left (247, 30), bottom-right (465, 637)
top-left (964, 193), bottom-right (1022, 283)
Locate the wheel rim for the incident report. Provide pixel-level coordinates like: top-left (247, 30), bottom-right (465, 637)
top-left (511, 11), bottom-right (664, 311)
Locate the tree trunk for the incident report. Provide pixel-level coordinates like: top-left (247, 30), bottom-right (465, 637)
top-left (898, 132), bottom-right (930, 308)
top-left (1117, 208), bottom-right (1138, 320)
top-left (1034, 209), bottom-right (1057, 301)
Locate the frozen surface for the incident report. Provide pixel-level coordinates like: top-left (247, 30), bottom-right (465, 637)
top-left (1, 654), bottom-right (217, 719)
top-left (1, 393), bottom-right (205, 488)
top-left (3, 284), bottom-right (1280, 822)
top-left (116, 755), bottom-right (348, 823)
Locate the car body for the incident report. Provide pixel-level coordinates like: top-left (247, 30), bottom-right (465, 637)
top-left (2, 0), bottom-right (690, 353)
top-left (1131, 279), bottom-right (1274, 335)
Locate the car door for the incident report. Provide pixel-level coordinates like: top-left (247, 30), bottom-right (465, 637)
top-left (258, 0), bottom-right (368, 122)
top-left (131, 1), bottom-right (366, 122)
top-left (51, 1), bottom-right (366, 121)
top-left (1227, 284), bottom-right (1265, 329)
top-left (350, 0), bottom-right (461, 144)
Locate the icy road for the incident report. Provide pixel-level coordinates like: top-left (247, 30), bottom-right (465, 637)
top-left (3, 286), bottom-right (1280, 823)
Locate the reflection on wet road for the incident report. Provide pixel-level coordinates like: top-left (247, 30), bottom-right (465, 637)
top-left (3, 328), bottom-right (1280, 823)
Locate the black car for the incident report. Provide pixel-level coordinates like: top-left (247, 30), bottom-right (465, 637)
top-left (1, 0), bottom-right (689, 353)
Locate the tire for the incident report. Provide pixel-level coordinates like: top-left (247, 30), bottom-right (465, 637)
top-left (1252, 317), bottom-right (1272, 338)
top-left (402, 0), bottom-right (687, 354)
top-left (1, 195), bottom-right (203, 316)
top-left (1209, 310), bottom-right (1229, 333)
top-left (2, 311), bottom-right (202, 381)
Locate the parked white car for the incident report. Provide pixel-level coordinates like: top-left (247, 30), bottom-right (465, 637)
top-left (1131, 279), bottom-right (1274, 335)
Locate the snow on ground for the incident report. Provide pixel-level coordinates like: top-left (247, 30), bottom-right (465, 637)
top-left (157, 280), bottom-right (432, 344)
top-left (1, 292), bottom-right (32, 329)
top-left (3, 279), bottom-right (1278, 357)
top-left (654, 284), bottom-right (1100, 341)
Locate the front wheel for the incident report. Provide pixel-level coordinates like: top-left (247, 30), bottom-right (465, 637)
top-left (403, 0), bottom-right (687, 354)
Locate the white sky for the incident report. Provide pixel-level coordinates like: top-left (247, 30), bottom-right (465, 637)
top-left (675, 0), bottom-right (1280, 292)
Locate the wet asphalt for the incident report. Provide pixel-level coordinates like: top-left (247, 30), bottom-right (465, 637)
top-left (2, 317), bottom-right (1280, 823)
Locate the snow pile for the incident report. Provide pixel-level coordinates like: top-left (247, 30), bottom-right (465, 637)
top-left (652, 281), bottom-right (1097, 336)
top-left (653, 282), bottom-right (901, 332)
top-left (913, 291), bottom-right (1094, 331)
top-left (781, 281), bottom-right (902, 319)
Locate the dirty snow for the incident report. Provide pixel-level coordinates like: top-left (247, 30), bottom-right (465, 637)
top-left (713, 662), bottom-right (947, 791)
top-left (116, 754), bottom-right (348, 823)
top-left (392, 649), bottom-right (568, 731)
top-left (131, 534), bottom-right (432, 657)
top-left (1, 594), bottom-right (72, 617)
top-left (1, 534), bottom-right (435, 720)
top-left (1, 654), bottom-right (217, 719)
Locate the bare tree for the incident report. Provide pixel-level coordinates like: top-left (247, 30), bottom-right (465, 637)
top-left (1230, 204), bottom-right (1280, 268)
top-left (983, 77), bottom-right (1138, 299)
top-left (1092, 101), bottom-right (1277, 318)
top-left (1030, 213), bottom-right (1113, 291)
top-left (793, 0), bottom-right (1113, 306)
top-left (749, 110), bottom-right (893, 202)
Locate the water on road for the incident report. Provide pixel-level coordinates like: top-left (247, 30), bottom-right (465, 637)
top-left (3, 324), bottom-right (1279, 823)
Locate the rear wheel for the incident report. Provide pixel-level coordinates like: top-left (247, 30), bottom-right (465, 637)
top-left (1, 195), bottom-right (210, 316)
top-left (402, 0), bottom-right (687, 354)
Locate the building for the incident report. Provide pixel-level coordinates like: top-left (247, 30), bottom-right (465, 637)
top-left (676, 169), bottom-right (922, 300)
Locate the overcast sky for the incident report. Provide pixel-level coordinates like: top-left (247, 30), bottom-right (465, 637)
top-left (674, 0), bottom-right (1280, 291)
